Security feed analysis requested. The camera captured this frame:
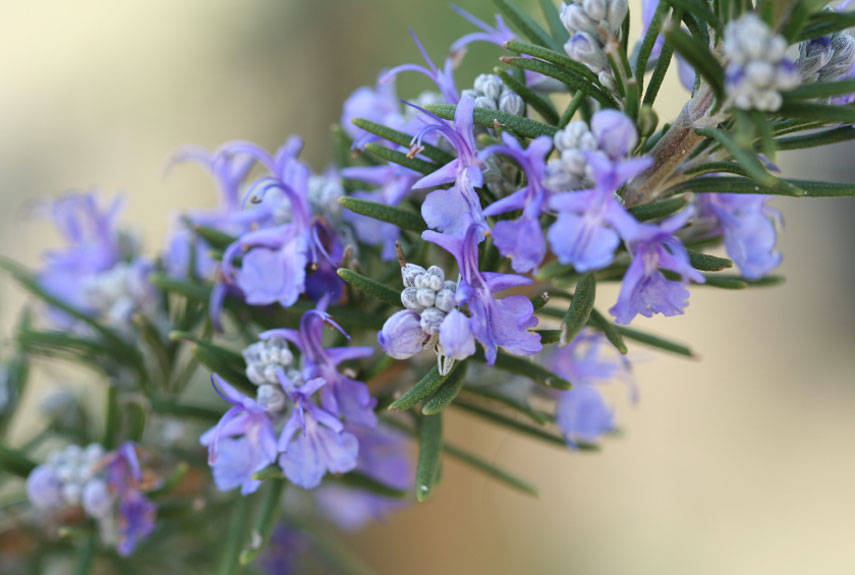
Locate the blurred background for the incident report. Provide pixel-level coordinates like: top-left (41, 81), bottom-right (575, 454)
top-left (0, 1), bottom-right (853, 573)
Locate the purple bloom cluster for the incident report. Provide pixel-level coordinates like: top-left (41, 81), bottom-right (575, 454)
top-left (26, 442), bottom-right (157, 556)
top-left (36, 192), bottom-right (160, 335)
top-left (546, 329), bottom-right (634, 447)
top-left (202, 304), bottom-right (387, 491)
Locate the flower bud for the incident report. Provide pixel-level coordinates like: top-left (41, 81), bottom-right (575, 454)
top-left (419, 307), bottom-right (446, 336)
top-left (499, 91), bottom-right (525, 116)
top-left (82, 479), bottom-right (112, 518)
top-left (401, 263), bottom-right (426, 288)
top-left (606, 0), bottom-right (628, 35)
top-left (637, 105), bottom-right (658, 138)
top-left (474, 95), bottom-right (497, 110)
top-left (26, 465), bottom-right (65, 510)
top-left (62, 482), bottom-right (82, 506)
top-left (438, 309), bottom-right (476, 361)
top-left (561, 4), bottom-right (594, 35)
top-left (583, 0), bottom-right (606, 22)
top-left (378, 310), bottom-right (427, 359)
top-left (425, 265), bottom-right (445, 285)
top-left (591, 109), bottom-right (637, 160)
top-left (565, 32), bottom-right (608, 73)
top-left (799, 37), bottom-right (833, 81)
top-left (416, 288), bottom-right (437, 308)
top-left (244, 337), bottom-right (294, 386)
top-left (401, 287), bottom-right (425, 312)
top-left (474, 74), bottom-right (503, 101)
top-left (435, 288), bottom-right (456, 313)
top-left (256, 384), bottom-right (287, 413)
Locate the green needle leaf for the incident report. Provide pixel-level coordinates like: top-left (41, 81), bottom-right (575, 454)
top-left (336, 268), bottom-right (400, 306)
top-left (444, 441), bottom-right (538, 497)
top-left (422, 361), bottom-right (468, 415)
top-left (494, 67), bottom-right (559, 124)
top-left (613, 325), bottom-right (695, 357)
top-left (239, 478), bottom-right (285, 566)
top-left (775, 125), bottom-right (855, 151)
top-left (783, 79), bottom-right (855, 101)
top-left (667, 176), bottom-right (855, 197)
top-left (351, 118), bottom-right (454, 164)
top-left (425, 103), bottom-right (558, 139)
top-left (0, 443), bottom-right (37, 477)
top-left (388, 362), bottom-right (464, 412)
top-left (337, 196), bottom-right (426, 233)
top-left (663, 23), bottom-right (725, 103)
top-left (695, 127), bottom-right (777, 187)
top-left (687, 250), bottom-right (734, 271)
top-left (777, 101), bottom-right (855, 124)
top-left (502, 39), bottom-right (601, 85)
top-left (539, 0), bottom-right (569, 44)
top-left (150, 398), bottom-right (222, 423)
top-left (493, 0), bottom-right (561, 51)
top-left (589, 309), bottom-right (628, 355)
top-left (627, 196), bottom-right (689, 221)
top-left (501, 56), bottom-right (618, 108)
top-left (536, 329), bottom-right (561, 345)
top-left (473, 349), bottom-right (572, 390)
top-left (462, 385), bottom-right (553, 425)
top-left (529, 292), bottom-right (550, 311)
top-left (331, 471), bottom-right (409, 499)
top-left (363, 143), bottom-right (437, 175)
top-left (561, 274), bottom-right (596, 347)
top-left (192, 224), bottom-right (238, 251)
top-left (217, 494), bottom-right (252, 575)
top-left (415, 413), bottom-right (443, 502)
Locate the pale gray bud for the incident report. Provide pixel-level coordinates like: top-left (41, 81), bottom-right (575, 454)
top-left (256, 384), bottom-right (287, 413)
top-left (416, 288), bottom-right (437, 309)
top-left (799, 38), bottom-right (833, 81)
top-left (420, 307), bottom-right (446, 336)
top-left (243, 337), bottom-right (293, 386)
top-left (461, 88), bottom-right (479, 100)
top-left (818, 33), bottom-right (855, 82)
top-left (566, 32), bottom-right (609, 73)
top-left (82, 479), bottom-right (112, 518)
top-left (474, 95), bottom-right (498, 110)
top-left (499, 91), bottom-right (525, 116)
top-left (474, 74), bottom-right (503, 101)
top-left (401, 287), bottom-right (425, 312)
top-left (605, 0), bottom-right (628, 35)
top-left (435, 289), bottom-right (456, 313)
top-left (582, 0), bottom-right (606, 22)
top-left (425, 266), bottom-right (445, 289)
top-left (561, 4), bottom-right (595, 35)
top-left (62, 482), bottom-right (82, 506)
top-left (401, 264), bottom-right (426, 288)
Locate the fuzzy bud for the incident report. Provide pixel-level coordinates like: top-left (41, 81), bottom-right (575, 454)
top-left (379, 310), bottom-right (428, 359)
top-left (499, 91), bottom-right (525, 116)
top-left (419, 307), bottom-right (446, 336)
top-left (401, 287), bottom-right (425, 312)
top-left (256, 384), bottom-right (287, 413)
top-left (401, 264), bottom-right (426, 288)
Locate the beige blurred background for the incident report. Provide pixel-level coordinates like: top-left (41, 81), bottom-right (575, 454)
top-left (1, 1), bottom-right (853, 574)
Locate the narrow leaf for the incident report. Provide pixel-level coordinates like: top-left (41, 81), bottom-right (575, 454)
top-left (670, 0), bottom-right (723, 35)
top-left (501, 56), bottom-right (618, 108)
top-left (217, 495), bottom-right (252, 575)
top-left (336, 268), bottom-right (400, 306)
top-left (149, 398), bottom-right (222, 423)
top-left (635, 0), bottom-right (671, 92)
top-left (784, 79), bottom-right (855, 101)
top-left (444, 441), bottom-right (538, 497)
top-left (193, 224), bottom-right (238, 251)
top-left (332, 471), bottom-right (409, 499)
top-left (493, 0), bottom-right (561, 51)
top-left (663, 23), bottom-right (725, 103)
top-left (695, 127), bottom-right (777, 186)
top-left (667, 176), bottom-right (855, 197)
top-left (529, 292), bottom-right (550, 311)
top-left (539, 0), bottom-right (569, 44)
top-left (363, 143), bottom-right (437, 175)
top-left (775, 125), bottom-right (855, 151)
top-left (239, 478), bottom-right (285, 566)
top-left (687, 250), bottom-right (733, 271)
top-left (561, 274), bottom-right (596, 346)
top-left (422, 362), bottom-right (468, 415)
top-left (777, 101), bottom-right (855, 124)
top-left (462, 385), bottom-right (553, 425)
top-left (351, 118), bottom-right (454, 164)
top-left (473, 349), bottom-right (572, 390)
top-left (337, 196), bottom-right (426, 233)
top-left (628, 196), bottom-right (689, 221)
top-left (425, 103), bottom-right (558, 139)
top-left (415, 413), bottom-right (443, 502)
top-left (494, 67), bottom-right (559, 124)
top-left (613, 325), bottom-right (694, 357)
top-left (389, 362), bottom-right (463, 412)
top-left (589, 308), bottom-right (629, 355)
top-left (0, 443), bottom-right (37, 477)
top-left (536, 329), bottom-right (561, 345)
top-left (502, 39), bottom-right (601, 84)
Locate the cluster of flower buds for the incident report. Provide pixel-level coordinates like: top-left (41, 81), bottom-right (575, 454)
top-left (461, 73), bottom-right (524, 116)
top-left (400, 263), bottom-right (457, 337)
top-left (723, 13), bottom-right (800, 111)
top-left (26, 443), bottom-right (156, 556)
top-left (81, 261), bottom-right (160, 333)
top-left (242, 336), bottom-right (297, 413)
top-left (545, 109), bottom-right (636, 192)
top-left (560, 0), bottom-right (629, 92)
top-left (798, 26), bottom-right (855, 105)
top-left (379, 262), bottom-right (461, 369)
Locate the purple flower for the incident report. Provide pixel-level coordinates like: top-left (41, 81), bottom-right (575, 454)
top-left (260, 303), bottom-right (377, 428)
top-left (26, 465), bottom-right (65, 510)
top-left (341, 164), bottom-right (420, 260)
top-left (314, 425), bottom-right (413, 531)
top-left (115, 489), bottom-right (156, 556)
top-left (555, 385), bottom-right (615, 447)
top-left (216, 139), bottom-right (344, 319)
top-left (378, 310), bottom-right (429, 359)
top-left (481, 133), bottom-right (552, 272)
top-left (696, 194), bottom-right (782, 279)
top-left (341, 78), bottom-right (406, 148)
top-left (610, 208), bottom-right (705, 325)
top-left (438, 308), bottom-right (477, 361)
top-left (277, 374), bottom-right (359, 489)
top-left (411, 95), bottom-right (485, 237)
top-left (547, 330), bottom-right (634, 447)
top-left (449, 4), bottom-right (515, 58)
top-left (548, 151), bottom-right (652, 272)
top-left (200, 375), bottom-right (278, 495)
top-left (381, 29), bottom-right (459, 104)
top-left (424, 225), bottom-right (541, 364)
